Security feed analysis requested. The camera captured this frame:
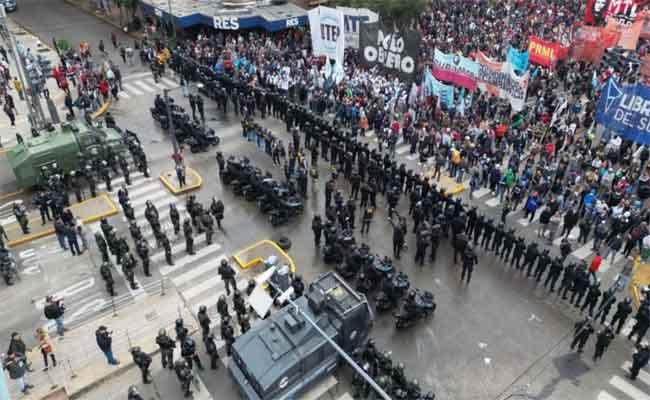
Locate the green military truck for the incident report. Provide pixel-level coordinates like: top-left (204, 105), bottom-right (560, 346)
top-left (6, 120), bottom-right (126, 189)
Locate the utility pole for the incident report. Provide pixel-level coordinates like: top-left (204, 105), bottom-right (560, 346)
top-left (163, 88), bottom-right (182, 166)
top-left (0, 5), bottom-right (46, 133)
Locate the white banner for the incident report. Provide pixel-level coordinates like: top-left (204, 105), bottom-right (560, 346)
top-left (337, 6), bottom-right (379, 49)
top-left (308, 6), bottom-right (345, 66)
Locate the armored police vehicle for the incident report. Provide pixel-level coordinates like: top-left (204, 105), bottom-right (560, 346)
top-left (229, 272), bottom-right (373, 400)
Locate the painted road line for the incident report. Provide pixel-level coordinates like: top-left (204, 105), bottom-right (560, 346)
top-left (122, 82), bottom-right (145, 96)
top-left (123, 71), bottom-right (156, 81)
top-left (473, 188), bottom-right (491, 199)
top-left (123, 182), bottom-right (162, 199)
top-left (518, 212), bottom-right (540, 227)
top-left (621, 361), bottom-right (650, 386)
top-left (161, 77), bottom-right (178, 88)
top-left (181, 275), bottom-right (225, 302)
top-left (552, 226), bottom-right (580, 246)
top-left (193, 278), bottom-right (248, 316)
top-left (131, 190), bottom-right (172, 208)
top-left (156, 240), bottom-right (217, 271)
top-left (171, 257), bottom-right (224, 287)
top-left (145, 77), bottom-right (167, 90)
top-left (609, 375), bottom-right (650, 400)
top-left (486, 197), bottom-right (500, 207)
top-left (571, 240), bottom-right (595, 260)
top-left (395, 145), bottom-right (410, 155)
top-left (133, 80), bottom-right (156, 93)
top-left (596, 391), bottom-right (617, 400)
top-left (118, 91), bottom-right (131, 99)
top-left (152, 234), bottom-right (209, 263)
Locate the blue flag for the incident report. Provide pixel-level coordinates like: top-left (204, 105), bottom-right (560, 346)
top-left (507, 47), bottom-right (529, 75)
top-left (595, 78), bottom-right (650, 145)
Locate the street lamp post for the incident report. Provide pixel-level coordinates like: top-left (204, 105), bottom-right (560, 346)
top-left (163, 88), bottom-right (182, 166)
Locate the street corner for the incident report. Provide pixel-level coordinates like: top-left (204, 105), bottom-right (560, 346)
top-left (233, 238), bottom-right (296, 274)
top-left (5, 193), bottom-right (118, 247)
top-left (159, 167), bottom-right (202, 195)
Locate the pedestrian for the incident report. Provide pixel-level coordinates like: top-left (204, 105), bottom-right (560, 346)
top-left (589, 253), bottom-right (603, 280)
top-left (35, 327), bottom-right (56, 370)
top-left (43, 296), bottom-right (66, 338)
top-left (95, 325), bottom-right (120, 365)
top-left (13, 77), bottom-right (23, 101)
top-left (75, 220), bottom-right (89, 251)
top-left (4, 100), bottom-right (15, 126)
top-left (65, 223), bottom-right (82, 255)
top-left (7, 332), bottom-right (32, 372)
top-left (176, 163), bottom-right (186, 187)
top-left (2, 353), bottom-right (33, 395)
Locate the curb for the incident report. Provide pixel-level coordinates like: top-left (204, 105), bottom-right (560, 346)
top-left (92, 97), bottom-right (112, 119)
top-left (61, 0), bottom-right (142, 40)
top-left (159, 167), bottom-right (203, 195)
top-left (0, 188), bottom-right (24, 200)
top-left (7, 193), bottom-right (118, 247)
top-left (233, 239), bottom-right (297, 273)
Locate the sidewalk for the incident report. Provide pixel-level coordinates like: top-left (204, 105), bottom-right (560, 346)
top-left (6, 287), bottom-right (195, 400)
top-left (4, 193), bottom-right (118, 247)
top-left (63, 0), bottom-right (144, 37)
top-left (160, 167), bottom-right (203, 195)
top-left (0, 19), bottom-right (67, 149)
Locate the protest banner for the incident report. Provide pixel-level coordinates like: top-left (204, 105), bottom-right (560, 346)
top-left (507, 47), bottom-right (530, 74)
top-left (528, 36), bottom-right (568, 68)
top-left (308, 6), bottom-right (345, 66)
top-left (360, 22), bottom-right (420, 81)
top-left (336, 6), bottom-right (378, 49)
top-left (596, 78), bottom-right (650, 145)
top-left (475, 51), bottom-right (529, 111)
top-left (432, 49), bottom-right (479, 91)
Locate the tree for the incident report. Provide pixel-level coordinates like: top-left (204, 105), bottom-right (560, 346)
top-left (332, 0), bottom-right (426, 27)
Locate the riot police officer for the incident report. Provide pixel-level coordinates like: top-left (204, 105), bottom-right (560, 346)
top-left (156, 329), bottom-right (175, 369)
top-left (181, 336), bottom-right (204, 371)
top-left (115, 236), bottom-right (129, 265)
top-left (161, 233), bottom-right (173, 266)
top-left (95, 232), bottom-right (109, 262)
top-left (169, 203), bottom-right (181, 236)
top-left (197, 305), bottom-right (211, 339)
top-left (119, 155), bottom-right (131, 186)
top-left (204, 333), bottom-right (219, 370)
top-left (183, 219), bottom-right (195, 255)
top-left (136, 239), bottom-right (151, 277)
top-left (85, 166), bottom-right (97, 197)
top-left (201, 211), bottom-right (214, 245)
top-left (122, 252), bottom-right (138, 290)
top-left (210, 198), bottom-right (224, 229)
top-left (175, 318), bottom-right (188, 343)
top-left (100, 260), bottom-right (116, 296)
top-left (239, 312), bottom-right (251, 334)
top-left (101, 161), bottom-right (112, 192)
top-left (218, 259), bottom-right (237, 296)
top-left (174, 359), bottom-right (193, 398)
top-left (216, 295), bottom-right (229, 320)
top-left (130, 346), bottom-right (152, 383)
top-left (220, 316), bottom-right (235, 357)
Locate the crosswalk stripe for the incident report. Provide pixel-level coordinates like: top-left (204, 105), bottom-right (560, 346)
top-left (131, 190), bottom-right (172, 208)
top-left (609, 375), bottom-right (650, 400)
top-left (122, 82), bottom-right (144, 96)
top-left (473, 188), bottom-right (491, 199)
top-left (571, 240), bottom-right (595, 260)
top-left (181, 275), bottom-right (225, 302)
top-left (133, 80), bottom-right (156, 93)
top-left (486, 197), bottom-right (500, 207)
top-left (124, 182), bottom-right (162, 199)
top-left (118, 91), bottom-right (131, 99)
top-left (171, 258), bottom-right (224, 287)
top-left (621, 361), bottom-right (650, 386)
top-left (145, 77), bottom-right (167, 90)
top-left (193, 278), bottom-right (248, 317)
top-left (161, 77), bottom-right (178, 88)
top-left (552, 226), bottom-right (580, 246)
top-left (518, 213), bottom-right (540, 227)
top-left (133, 197), bottom-right (179, 218)
top-left (597, 391), bottom-right (617, 400)
top-left (156, 240), bottom-right (218, 272)
top-left (395, 145), bottom-right (410, 155)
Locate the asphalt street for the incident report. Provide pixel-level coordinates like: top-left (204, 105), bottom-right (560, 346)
top-left (0, 3), bottom-right (648, 400)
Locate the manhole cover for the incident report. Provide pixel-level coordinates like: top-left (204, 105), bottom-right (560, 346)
top-left (145, 311), bottom-right (159, 321)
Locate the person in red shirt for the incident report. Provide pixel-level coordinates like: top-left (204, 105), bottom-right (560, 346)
top-left (98, 80), bottom-right (109, 101)
top-left (589, 253), bottom-right (602, 280)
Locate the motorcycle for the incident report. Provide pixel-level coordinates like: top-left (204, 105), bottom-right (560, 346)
top-left (394, 290), bottom-right (436, 329)
top-left (185, 127), bottom-right (220, 153)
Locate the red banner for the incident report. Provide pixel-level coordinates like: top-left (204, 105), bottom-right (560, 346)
top-left (570, 26), bottom-right (619, 63)
top-left (527, 36), bottom-right (568, 68)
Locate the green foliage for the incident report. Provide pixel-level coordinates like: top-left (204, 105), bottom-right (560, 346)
top-left (332, 0), bottom-right (426, 25)
top-left (56, 39), bottom-right (71, 52)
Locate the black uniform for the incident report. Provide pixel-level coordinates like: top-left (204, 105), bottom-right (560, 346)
top-left (610, 299), bottom-right (633, 334)
top-left (570, 319), bottom-right (594, 353)
top-left (156, 332), bottom-right (175, 369)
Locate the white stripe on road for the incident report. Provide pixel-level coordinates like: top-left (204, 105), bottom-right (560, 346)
top-left (122, 82), bottom-right (145, 96)
top-left (181, 275), bottom-right (225, 302)
top-left (486, 197), bottom-right (500, 207)
top-left (145, 77), bottom-right (167, 90)
top-left (552, 226), bottom-right (580, 246)
top-left (133, 80), bottom-right (156, 93)
top-left (395, 145), bottom-right (410, 155)
top-left (171, 258), bottom-right (223, 287)
top-left (161, 77), bottom-right (179, 88)
top-left (122, 182), bottom-right (162, 199)
top-left (131, 190), bottom-right (172, 208)
top-left (118, 91), bottom-right (131, 99)
top-left (571, 240), bottom-right (595, 260)
top-left (518, 212), bottom-right (540, 227)
top-left (193, 278), bottom-right (248, 317)
top-left (596, 391), bottom-right (617, 400)
top-left (473, 188), bottom-right (491, 199)
top-left (621, 361), bottom-right (650, 387)
top-left (609, 375), bottom-right (650, 400)
top-left (156, 240), bottom-right (217, 272)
